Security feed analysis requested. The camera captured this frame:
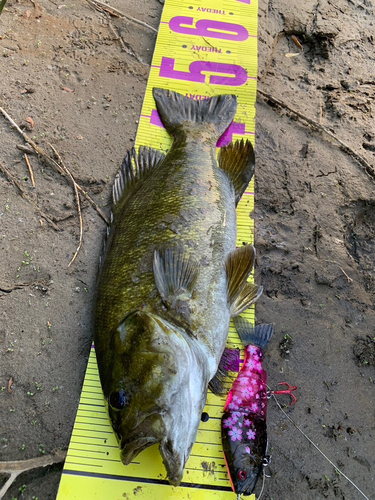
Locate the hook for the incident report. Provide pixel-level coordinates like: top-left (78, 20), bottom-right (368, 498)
top-left (270, 382), bottom-right (298, 406)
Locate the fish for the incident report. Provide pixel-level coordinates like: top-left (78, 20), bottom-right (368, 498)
top-left (93, 88), bottom-right (263, 486)
top-left (221, 319), bottom-right (274, 497)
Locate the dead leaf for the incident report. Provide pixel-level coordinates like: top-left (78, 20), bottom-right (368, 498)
top-left (26, 117), bottom-right (35, 128)
top-left (8, 377), bottom-right (14, 394)
top-left (61, 87), bottom-right (74, 92)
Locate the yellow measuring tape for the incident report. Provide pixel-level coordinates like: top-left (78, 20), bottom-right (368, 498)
top-left (57, 0), bottom-right (258, 498)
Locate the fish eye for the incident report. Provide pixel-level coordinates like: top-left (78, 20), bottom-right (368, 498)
top-left (237, 470), bottom-right (247, 481)
top-left (109, 389), bottom-right (128, 410)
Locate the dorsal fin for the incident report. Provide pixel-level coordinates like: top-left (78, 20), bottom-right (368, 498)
top-left (218, 139), bottom-right (255, 205)
top-left (226, 245), bottom-right (263, 317)
top-left (97, 146), bottom-right (165, 271)
top-left (112, 146), bottom-right (165, 209)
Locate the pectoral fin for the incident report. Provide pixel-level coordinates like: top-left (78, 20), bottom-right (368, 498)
top-left (153, 247), bottom-right (199, 306)
top-left (226, 245), bottom-right (263, 317)
top-left (218, 139), bottom-right (255, 205)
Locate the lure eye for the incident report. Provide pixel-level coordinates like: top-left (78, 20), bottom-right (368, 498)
top-left (237, 470), bottom-right (247, 481)
top-left (109, 389), bottom-right (128, 410)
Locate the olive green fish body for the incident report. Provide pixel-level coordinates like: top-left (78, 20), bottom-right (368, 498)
top-left (93, 89), bottom-right (261, 485)
top-left (95, 139), bottom-right (236, 379)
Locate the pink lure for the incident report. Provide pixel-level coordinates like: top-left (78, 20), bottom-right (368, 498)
top-left (221, 321), bottom-right (274, 497)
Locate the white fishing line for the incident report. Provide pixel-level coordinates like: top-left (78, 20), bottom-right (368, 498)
top-left (271, 394), bottom-right (372, 500)
top-left (256, 468), bottom-right (266, 500)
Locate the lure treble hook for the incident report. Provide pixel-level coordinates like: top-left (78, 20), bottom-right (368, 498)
top-left (270, 382), bottom-right (298, 406)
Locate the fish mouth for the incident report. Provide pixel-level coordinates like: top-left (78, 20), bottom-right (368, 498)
top-left (120, 436), bottom-right (159, 465)
top-left (159, 440), bottom-right (186, 486)
top-left (119, 411), bottom-right (166, 465)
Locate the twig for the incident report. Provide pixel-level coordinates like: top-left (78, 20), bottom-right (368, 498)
top-left (0, 280), bottom-right (50, 293)
top-left (0, 283), bottom-right (27, 293)
top-left (106, 15), bottom-right (144, 64)
top-left (0, 450), bottom-right (66, 500)
top-left (17, 144), bottom-right (36, 155)
top-left (257, 89), bottom-right (375, 180)
top-left (89, 0), bottom-right (120, 17)
top-left (7, 376), bottom-right (13, 394)
top-left (0, 159), bottom-right (60, 231)
top-left (106, 15), bottom-right (128, 52)
top-left (0, 105), bottom-right (109, 225)
top-left (43, 152), bottom-right (109, 225)
top-left (49, 144), bottom-right (83, 267)
top-left (86, 0), bottom-right (157, 33)
top-left (24, 153), bottom-right (35, 187)
top-left (324, 260), bottom-right (353, 283)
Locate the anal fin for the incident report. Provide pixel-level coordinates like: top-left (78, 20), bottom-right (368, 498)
top-left (218, 139), bottom-right (255, 205)
top-left (209, 347), bottom-right (240, 396)
top-left (226, 245), bottom-right (263, 317)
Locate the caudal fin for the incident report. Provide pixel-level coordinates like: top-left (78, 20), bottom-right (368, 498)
top-left (153, 88), bottom-right (237, 140)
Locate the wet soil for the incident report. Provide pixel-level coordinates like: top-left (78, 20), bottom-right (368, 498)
top-left (0, 1), bottom-right (374, 499)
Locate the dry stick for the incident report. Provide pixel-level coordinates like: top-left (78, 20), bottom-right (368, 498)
top-left (43, 152), bottom-right (110, 225)
top-left (257, 89), bottom-right (375, 180)
top-left (106, 15), bottom-right (144, 64)
top-left (86, 0), bottom-right (157, 33)
top-left (0, 450), bottom-right (66, 500)
top-left (0, 159), bottom-right (60, 231)
top-left (0, 106), bottom-right (109, 225)
top-left (17, 144), bottom-right (36, 155)
top-left (49, 144), bottom-right (83, 267)
top-left (271, 395), bottom-right (371, 500)
top-left (107, 15), bottom-right (127, 50)
top-left (324, 260), bottom-right (353, 283)
top-left (24, 153), bottom-right (35, 187)
top-left (0, 280), bottom-right (50, 293)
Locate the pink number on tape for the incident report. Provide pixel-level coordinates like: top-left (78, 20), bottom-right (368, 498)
top-left (169, 17), bottom-right (249, 41)
top-left (160, 58), bottom-right (248, 86)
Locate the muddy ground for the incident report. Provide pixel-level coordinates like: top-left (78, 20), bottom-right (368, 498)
top-left (0, 0), bottom-right (374, 499)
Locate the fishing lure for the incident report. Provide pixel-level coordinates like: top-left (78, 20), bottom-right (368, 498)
top-left (221, 318), bottom-right (297, 497)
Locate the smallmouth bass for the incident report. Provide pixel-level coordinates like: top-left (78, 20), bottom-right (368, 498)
top-left (94, 88), bottom-right (262, 485)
